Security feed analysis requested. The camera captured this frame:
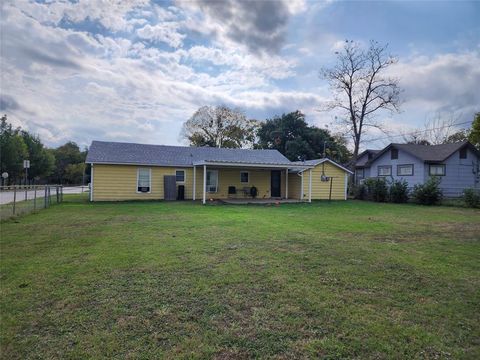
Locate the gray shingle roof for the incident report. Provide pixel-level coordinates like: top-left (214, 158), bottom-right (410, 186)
top-left (356, 141), bottom-right (479, 168)
top-left (392, 142), bottom-right (470, 162)
top-left (354, 149), bottom-right (380, 167)
top-left (290, 158), bottom-right (353, 174)
top-left (86, 141), bottom-right (293, 166)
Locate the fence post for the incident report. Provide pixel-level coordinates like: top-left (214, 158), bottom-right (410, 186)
top-left (13, 186), bottom-right (16, 215)
top-left (44, 187), bottom-right (48, 208)
top-left (61, 186), bottom-right (63, 202)
top-left (56, 186), bottom-right (59, 203)
top-left (34, 186), bottom-right (37, 211)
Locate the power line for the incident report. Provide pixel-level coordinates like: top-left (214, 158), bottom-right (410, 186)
top-left (360, 120), bottom-right (472, 144)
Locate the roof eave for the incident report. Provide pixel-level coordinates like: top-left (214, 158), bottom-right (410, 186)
top-left (193, 160), bottom-right (313, 169)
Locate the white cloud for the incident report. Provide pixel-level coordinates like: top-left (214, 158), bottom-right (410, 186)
top-left (1, 0), bottom-right (478, 153)
top-left (137, 23), bottom-right (186, 48)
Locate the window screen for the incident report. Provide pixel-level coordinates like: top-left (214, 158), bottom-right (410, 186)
top-left (137, 168), bottom-right (151, 192)
top-left (176, 170), bottom-right (185, 182)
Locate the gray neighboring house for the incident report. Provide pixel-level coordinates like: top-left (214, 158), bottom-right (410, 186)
top-left (353, 141), bottom-right (480, 197)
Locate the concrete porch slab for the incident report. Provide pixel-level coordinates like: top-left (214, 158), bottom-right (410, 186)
top-left (219, 198), bottom-right (303, 205)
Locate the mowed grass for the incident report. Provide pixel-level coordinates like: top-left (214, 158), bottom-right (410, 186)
top-left (1, 197), bottom-right (479, 359)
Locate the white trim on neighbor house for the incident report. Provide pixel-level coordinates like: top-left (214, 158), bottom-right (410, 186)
top-left (90, 164), bottom-right (94, 201)
top-left (240, 171), bottom-right (250, 184)
top-left (344, 174), bottom-right (348, 200)
top-left (175, 169), bottom-right (186, 183)
top-left (429, 164), bottom-right (446, 176)
top-left (136, 167), bottom-right (152, 194)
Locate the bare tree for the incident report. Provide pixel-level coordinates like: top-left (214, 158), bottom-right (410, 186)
top-left (181, 105), bottom-right (258, 148)
top-left (321, 40), bottom-right (401, 159)
top-left (402, 111), bottom-right (466, 145)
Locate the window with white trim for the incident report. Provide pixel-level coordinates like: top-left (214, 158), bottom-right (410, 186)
top-left (378, 165), bottom-right (392, 176)
top-left (355, 168), bottom-right (364, 179)
top-left (137, 168), bottom-right (151, 192)
top-left (240, 171), bottom-right (249, 183)
top-left (397, 164), bottom-right (413, 176)
top-left (206, 170), bottom-right (218, 192)
top-left (429, 164), bottom-right (445, 176)
top-left (175, 170), bottom-right (185, 183)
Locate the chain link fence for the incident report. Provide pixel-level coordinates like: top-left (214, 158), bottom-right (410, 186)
top-left (0, 185), bottom-right (71, 220)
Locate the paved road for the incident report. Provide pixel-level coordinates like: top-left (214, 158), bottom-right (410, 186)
top-left (0, 186), bottom-right (88, 205)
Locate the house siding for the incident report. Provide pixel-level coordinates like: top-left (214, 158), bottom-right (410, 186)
top-left (424, 148), bottom-right (480, 197)
top-left (288, 173), bottom-right (302, 199)
top-left (359, 147), bottom-right (480, 198)
top-left (301, 162), bottom-right (347, 200)
top-left (368, 149), bottom-right (425, 187)
top-left (92, 164), bottom-right (281, 201)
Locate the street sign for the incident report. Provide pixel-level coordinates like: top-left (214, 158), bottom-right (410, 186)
top-left (23, 160), bottom-right (30, 169)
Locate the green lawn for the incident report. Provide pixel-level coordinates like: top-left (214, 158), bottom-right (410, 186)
top-left (1, 197), bottom-right (479, 359)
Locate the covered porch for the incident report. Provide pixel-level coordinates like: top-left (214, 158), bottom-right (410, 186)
top-left (191, 161), bottom-right (313, 204)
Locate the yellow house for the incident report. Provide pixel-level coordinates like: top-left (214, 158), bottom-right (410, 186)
top-left (86, 141), bottom-right (352, 203)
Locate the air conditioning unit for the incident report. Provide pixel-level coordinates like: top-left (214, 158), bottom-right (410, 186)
top-left (207, 186), bottom-right (217, 193)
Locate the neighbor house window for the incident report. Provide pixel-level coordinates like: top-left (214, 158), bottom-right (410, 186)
top-left (459, 148), bottom-right (467, 159)
top-left (378, 165), bottom-right (392, 176)
top-left (391, 148), bottom-right (398, 160)
top-left (137, 168), bottom-right (151, 192)
top-left (355, 168), bottom-right (364, 179)
top-left (175, 170), bottom-right (185, 183)
top-left (397, 164), bottom-right (414, 176)
top-left (206, 170), bottom-right (218, 192)
top-left (240, 171), bottom-right (249, 183)
top-left (429, 164), bottom-right (445, 176)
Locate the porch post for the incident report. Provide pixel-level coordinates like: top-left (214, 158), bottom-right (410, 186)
top-left (300, 173), bottom-right (304, 201)
top-left (202, 164), bottom-right (206, 204)
top-left (193, 166), bottom-right (196, 201)
top-left (285, 168), bottom-right (288, 199)
top-left (308, 169), bottom-right (312, 203)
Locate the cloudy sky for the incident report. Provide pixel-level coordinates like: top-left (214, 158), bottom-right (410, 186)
top-left (1, 0), bottom-right (479, 150)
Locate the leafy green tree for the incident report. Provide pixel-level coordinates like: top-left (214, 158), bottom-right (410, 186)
top-left (0, 115), bottom-right (28, 183)
top-left (50, 142), bottom-right (86, 183)
top-left (64, 163), bottom-right (86, 184)
top-left (256, 110), bottom-right (351, 163)
top-left (469, 112), bottom-right (480, 149)
top-left (21, 130), bottom-right (55, 181)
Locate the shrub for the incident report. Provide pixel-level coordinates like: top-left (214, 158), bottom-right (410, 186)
top-left (364, 178), bottom-right (388, 202)
top-left (412, 177), bottom-right (443, 205)
top-left (352, 184), bottom-right (367, 200)
top-left (462, 188), bottom-right (480, 208)
top-left (389, 179), bottom-right (409, 203)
